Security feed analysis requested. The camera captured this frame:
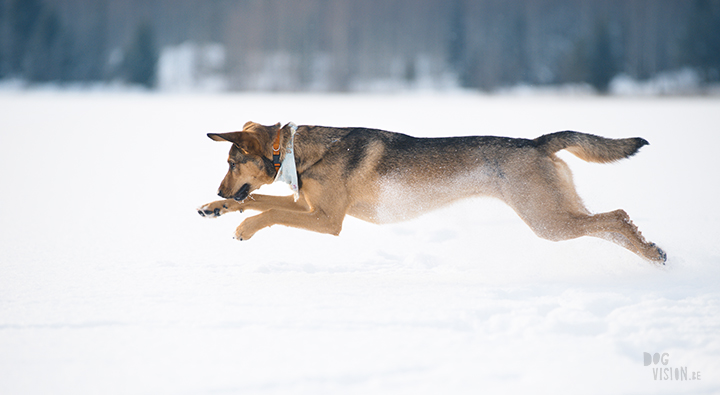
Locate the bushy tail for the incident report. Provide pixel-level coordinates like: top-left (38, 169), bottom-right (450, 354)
top-left (534, 131), bottom-right (649, 163)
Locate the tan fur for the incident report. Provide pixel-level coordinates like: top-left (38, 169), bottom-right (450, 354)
top-left (199, 122), bottom-right (666, 263)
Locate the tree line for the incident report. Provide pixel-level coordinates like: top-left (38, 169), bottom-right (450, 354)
top-left (1, 0), bottom-right (718, 91)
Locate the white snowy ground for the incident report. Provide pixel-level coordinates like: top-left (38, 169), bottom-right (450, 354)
top-left (1, 91), bottom-right (719, 395)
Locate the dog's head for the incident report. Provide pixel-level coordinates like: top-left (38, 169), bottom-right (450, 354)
top-left (208, 121), bottom-right (280, 201)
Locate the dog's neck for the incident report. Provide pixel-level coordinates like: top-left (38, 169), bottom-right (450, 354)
top-left (272, 129), bottom-right (282, 173)
top-left (271, 123), bottom-right (300, 201)
top-left (271, 123), bottom-right (299, 170)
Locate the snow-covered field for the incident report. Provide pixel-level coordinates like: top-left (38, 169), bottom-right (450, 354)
top-left (1, 91), bottom-right (718, 394)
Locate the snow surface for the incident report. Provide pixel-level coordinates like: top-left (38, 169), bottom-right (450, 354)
top-left (1, 91), bottom-right (719, 394)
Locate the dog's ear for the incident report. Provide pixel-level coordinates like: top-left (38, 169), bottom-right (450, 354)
top-left (207, 132), bottom-right (262, 155)
top-left (207, 132), bottom-right (234, 143)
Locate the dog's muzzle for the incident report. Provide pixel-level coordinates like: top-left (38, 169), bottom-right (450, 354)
top-left (232, 183), bottom-right (250, 201)
top-left (218, 183), bottom-right (251, 201)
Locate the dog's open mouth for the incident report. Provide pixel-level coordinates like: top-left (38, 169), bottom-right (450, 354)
top-left (233, 183), bottom-right (251, 201)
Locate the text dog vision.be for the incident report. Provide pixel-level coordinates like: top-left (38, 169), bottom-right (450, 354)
top-left (644, 352), bottom-right (701, 381)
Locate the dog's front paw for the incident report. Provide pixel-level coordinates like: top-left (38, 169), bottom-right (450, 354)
top-left (234, 220), bottom-right (258, 241)
top-left (197, 200), bottom-right (239, 218)
top-left (197, 205), bottom-right (222, 218)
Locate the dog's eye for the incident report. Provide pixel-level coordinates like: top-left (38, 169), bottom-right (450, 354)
top-left (229, 162), bottom-right (236, 170)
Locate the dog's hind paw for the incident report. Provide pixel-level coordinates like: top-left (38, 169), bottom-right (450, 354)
top-left (653, 244), bottom-right (667, 265)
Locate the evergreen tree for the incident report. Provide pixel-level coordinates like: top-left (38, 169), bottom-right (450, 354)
top-left (684, 0), bottom-right (720, 81)
top-left (123, 22), bottom-right (158, 88)
top-left (25, 9), bottom-right (72, 82)
top-left (0, 3), bottom-right (4, 78)
top-left (447, 0), bottom-right (468, 86)
top-left (503, 15), bottom-right (529, 85)
top-left (8, 0), bottom-right (43, 74)
top-left (587, 21), bottom-right (617, 93)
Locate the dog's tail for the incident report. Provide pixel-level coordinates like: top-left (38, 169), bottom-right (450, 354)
top-left (533, 131), bottom-right (648, 163)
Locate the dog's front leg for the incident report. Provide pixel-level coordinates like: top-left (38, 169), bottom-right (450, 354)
top-left (197, 199), bottom-right (242, 218)
top-left (235, 209), bottom-right (343, 241)
top-left (241, 194), bottom-right (310, 213)
top-left (199, 194), bottom-right (310, 219)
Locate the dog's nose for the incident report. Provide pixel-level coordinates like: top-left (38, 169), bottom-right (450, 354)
top-left (217, 190), bottom-right (225, 198)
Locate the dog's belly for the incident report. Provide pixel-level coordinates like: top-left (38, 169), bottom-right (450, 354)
top-left (348, 168), bottom-right (499, 224)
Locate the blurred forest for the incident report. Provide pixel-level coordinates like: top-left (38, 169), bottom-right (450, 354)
top-left (0, 0), bottom-right (718, 92)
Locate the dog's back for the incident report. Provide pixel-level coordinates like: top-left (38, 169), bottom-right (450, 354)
top-left (323, 128), bottom-right (649, 224)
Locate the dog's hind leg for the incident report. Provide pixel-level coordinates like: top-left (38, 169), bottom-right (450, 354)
top-left (593, 229), bottom-right (662, 261)
top-left (500, 156), bottom-right (665, 262)
top-left (574, 210), bottom-right (666, 263)
top-left (518, 206), bottom-right (666, 263)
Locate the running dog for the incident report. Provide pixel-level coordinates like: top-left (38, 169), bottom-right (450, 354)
top-left (198, 121), bottom-right (666, 263)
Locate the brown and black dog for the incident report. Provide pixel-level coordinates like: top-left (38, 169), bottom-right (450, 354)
top-left (198, 121), bottom-right (666, 263)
